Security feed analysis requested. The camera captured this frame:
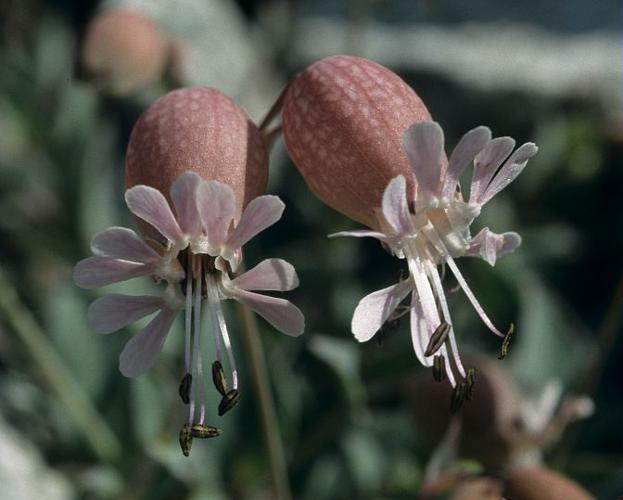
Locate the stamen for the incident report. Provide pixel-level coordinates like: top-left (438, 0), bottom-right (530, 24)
top-left (184, 256), bottom-right (193, 374)
top-left (212, 360), bottom-right (228, 396)
top-left (178, 373), bottom-right (192, 404)
top-left (207, 273), bottom-right (239, 390)
top-left (218, 389), bottom-right (241, 416)
top-left (190, 423), bottom-right (222, 439)
top-left (179, 423), bottom-right (193, 457)
top-left (498, 323), bottom-right (515, 359)
top-left (193, 268), bottom-right (206, 425)
top-left (424, 260), bottom-right (466, 378)
top-left (450, 381), bottom-right (467, 413)
top-left (424, 321), bottom-right (450, 357)
top-left (433, 354), bottom-right (445, 382)
top-left (465, 368), bottom-right (476, 400)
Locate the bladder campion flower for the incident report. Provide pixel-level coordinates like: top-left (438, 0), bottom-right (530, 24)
top-left (282, 56), bottom-right (537, 396)
top-left (74, 88), bottom-right (304, 455)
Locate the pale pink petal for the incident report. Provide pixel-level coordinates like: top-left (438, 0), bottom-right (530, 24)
top-left (232, 289), bottom-right (304, 337)
top-left (125, 185), bottom-right (185, 247)
top-left (73, 257), bottom-right (153, 289)
top-left (403, 121), bottom-right (444, 199)
top-left (469, 137), bottom-right (515, 204)
top-left (231, 259), bottom-right (299, 291)
top-left (382, 176), bottom-right (413, 236)
top-left (478, 143), bottom-right (538, 205)
top-left (466, 229), bottom-right (521, 265)
top-left (329, 230), bottom-right (389, 240)
top-left (118, 307), bottom-right (177, 377)
top-left (225, 195), bottom-right (284, 250)
top-left (170, 171), bottom-right (202, 236)
top-left (441, 126), bottom-right (491, 200)
top-left (351, 280), bottom-right (412, 342)
top-left (197, 180), bottom-right (235, 248)
top-left (87, 294), bottom-right (165, 334)
top-left (91, 227), bottom-right (160, 263)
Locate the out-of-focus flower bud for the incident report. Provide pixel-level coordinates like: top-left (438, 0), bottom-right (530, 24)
top-left (125, 87), bottom-right (268, 238)
top-left (282, 55), bottom-right (434, 229)
top-left (82, 8), bottom-right (168, 95)
top-left (405, 356), bottom-right (522, 468)
top-left (504, 466), bottom-right (594, 500)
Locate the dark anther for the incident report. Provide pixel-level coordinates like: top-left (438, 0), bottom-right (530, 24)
top-left (212, 360), bottom-right (228, 396)
top-left (178, 373), bottom-right (192, 404)
top-left (498, 323), bottom-right (515, 360)
top-left (433, 354), bottom-right (445, 382)
top-left (190, 423), bottom-right (222, 439)
top-left (465, 368), bottom-right (476, 400)
top-left (218, 389), bottom-right (241, 416)
top-left (179, 423), bottom-right (193, 457)
top-left (450, 381), bottom-right (467, 413)
top-left (425, 321), bottom-right (450, 357)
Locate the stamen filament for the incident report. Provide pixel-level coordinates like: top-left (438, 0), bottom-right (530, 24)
top-left (424, 260), bottom-right (467, 378)
top-left (424, 226), bottom-right (505, 338)
top-left (193, 265), bottom-right (206, 425)
top-left (207, 273), bottom-right (239, 390)
top-left (184, 257), bottom-right (193, 374)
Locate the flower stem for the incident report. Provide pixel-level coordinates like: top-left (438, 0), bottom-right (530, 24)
top-left (236, 301), bottom-right (292, 500)
top-left (0, 267), bottom-right (121, 462)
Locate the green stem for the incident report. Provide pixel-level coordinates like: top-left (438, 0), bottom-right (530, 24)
top-left (236, 301), bottom-right (292, 500)
top-left (0, 267), bottom-right (121, 461)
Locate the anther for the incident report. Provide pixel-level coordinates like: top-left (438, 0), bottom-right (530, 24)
top-left (178, 373), bottom-right (192, 404)
top-left (498, 323), bottom-right (515, 360)
top-left (218, 389), bottom-right (241, 416)
top-left (465, 368), bottom-right (476, 400)
top-left (433, 354), bottom-right (445, 382)
top-left (190, 423), bottom-right (222, 439)
top-left (179, 423), bottom-right (193, 457)
top-left (425, 322), bottom-right (450, 357)
top-left (211, 360), bottom-right (228, 396)
top-left (450, 381), bottom-right (467, 413)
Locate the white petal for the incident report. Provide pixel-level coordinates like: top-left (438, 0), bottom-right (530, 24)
top-left (328, 230), bottom-right (389, 240)
top-left (469, 137), bottom-right (515, 204)
top-left (73, 257), bottom-right (153, 289)
top-left (351, 280), bottom-right (412, 342)
top-left (225, 195), bottom-right (284, 250)
top-left (478, 142), bottom-right (538, 205)
top-left (91, 227), bottom-right (160, 263)
top-left (232, 289), bottom-right (304, 337)
top-left (382, 176), bottom-right (413, 236)
top-left (197, 180), bottom-right (235, 248)
top-left (170, 172), bottom-right (202, 236)
top-left (403, 121), bottom-right (444, 200)
top-left (88, 294), bottom-right (165, 334)
top-left (441, 126), bottom-right (491, 200)
top-left (125, 185), bottom-right (185, 247)
top-left (466, 228), bottom-right (521, 266)
top-left (231, 259), bottom-right (299, 291)
top-left (118, 308), bottom-right (177, 377)
top-left (409, 293), bottom-right (430, 367)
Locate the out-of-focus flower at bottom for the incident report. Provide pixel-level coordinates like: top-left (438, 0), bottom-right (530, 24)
top-left (404, 356), bottom-right (593, 472)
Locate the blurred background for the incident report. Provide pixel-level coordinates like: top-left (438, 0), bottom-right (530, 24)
top-left (0, 0), bottom-right (622, 498)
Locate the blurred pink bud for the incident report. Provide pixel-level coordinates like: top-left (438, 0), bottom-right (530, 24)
top-left (282, 55), bottom-right (435, 229)
top-left (125, 87), bottom-right (268, 237)
top-left (82, 8), bottom-right (168, 95)
top-left (504, 466), bottom-right (594, 500)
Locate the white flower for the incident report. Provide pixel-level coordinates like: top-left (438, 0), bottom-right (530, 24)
top-left (74, 171), bottom-right (304, 430)
top-left (332, 121), bottom-right (537, 387)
